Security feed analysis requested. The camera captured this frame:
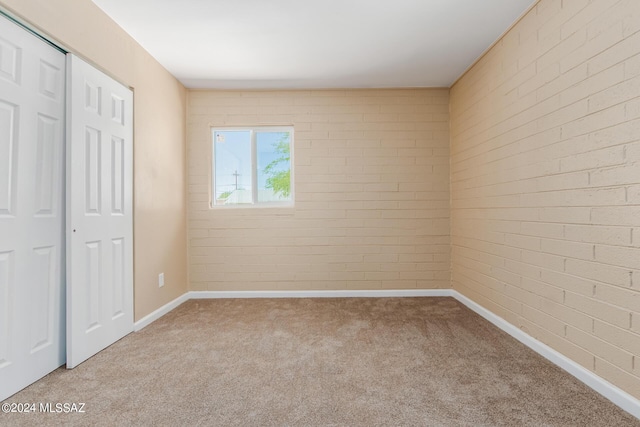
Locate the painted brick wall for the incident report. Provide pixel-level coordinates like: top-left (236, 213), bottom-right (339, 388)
top-left (450, 0), bottom-right (640, 398)
top-left (188, 89), bottom-right (450, 291)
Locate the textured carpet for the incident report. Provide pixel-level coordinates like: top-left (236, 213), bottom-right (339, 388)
top-left (1, 297), bottom-right (638, 426)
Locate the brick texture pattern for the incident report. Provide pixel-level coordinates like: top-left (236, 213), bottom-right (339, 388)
top-left (450, 0), bottom-right (640, 398)
top-left (188, 89), bottom-right (450, 292)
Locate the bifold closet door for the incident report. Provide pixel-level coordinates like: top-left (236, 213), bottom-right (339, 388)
top-left (66, 54), bottom-right (133, 369)
top-left (0, 15), bottom-right (66, 401)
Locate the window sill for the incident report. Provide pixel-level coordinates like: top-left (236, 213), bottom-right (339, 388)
top-left (207, 203), bottom-right (295, 215)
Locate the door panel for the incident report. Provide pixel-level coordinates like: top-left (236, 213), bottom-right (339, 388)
top-left (0, 100), bottom-right (17, 215)
top-left (30, 246), bottom-right (57, 352)
top-left (66, 54), bottom-right (133, 369)
top-left (0, 251), bottom-right (13, 369)
top-left (34, 114), bottom-right (60, 215)
top-left (0, 15), bottom-right (66, 401)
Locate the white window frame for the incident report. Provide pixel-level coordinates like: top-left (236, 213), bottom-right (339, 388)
top-left (210, 126), bottom-right (295, 208)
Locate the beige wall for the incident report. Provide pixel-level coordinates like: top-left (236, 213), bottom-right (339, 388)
top-left (450, 0), bottom-right (640, 399)
top-left (188, 89), bottom-right (450, 291)
top-left (0, 0), bottom-right (189, 320)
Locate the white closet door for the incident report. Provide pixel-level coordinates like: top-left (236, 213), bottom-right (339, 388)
top-left (66, 54), bottom-right (133, 369)
top-left (0, 16), bottom-right (66, 401)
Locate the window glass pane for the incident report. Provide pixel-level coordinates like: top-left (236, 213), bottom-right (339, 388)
top-left (213, 130), bottom-right (252, 205)
top-left (257, 131), bottom-right (292, 203)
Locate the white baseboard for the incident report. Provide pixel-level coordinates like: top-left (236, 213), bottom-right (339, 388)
top-left (189, 289), bottom-right (453, 299)
top-left (451, 290), bottom-right (640, 420)
top-left (135, 288), bottom-right (639, 420)
top-left (133, 292), bottom-right (190, 331)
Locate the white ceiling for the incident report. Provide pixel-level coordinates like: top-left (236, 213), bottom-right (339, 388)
top-left (91, 0), bottom-right (536, 89)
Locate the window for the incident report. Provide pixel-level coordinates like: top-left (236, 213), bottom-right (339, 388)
top-left (211, 127), bottom-right (293, 206)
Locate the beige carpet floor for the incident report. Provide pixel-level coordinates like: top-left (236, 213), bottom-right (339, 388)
top-left (1, 297), bottom-right (638, 426)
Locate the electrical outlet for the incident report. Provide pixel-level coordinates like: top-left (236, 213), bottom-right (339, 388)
top-left (158, 273), bottom-right (165, 288)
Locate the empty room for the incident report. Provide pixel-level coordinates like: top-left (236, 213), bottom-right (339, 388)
top-left (0, 0), bottom-right (639, 425)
